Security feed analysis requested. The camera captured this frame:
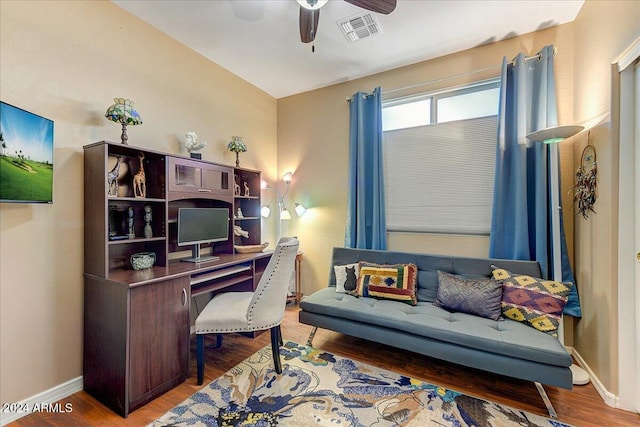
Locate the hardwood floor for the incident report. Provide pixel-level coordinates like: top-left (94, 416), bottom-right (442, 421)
top-left (8, 306), bottom-right (639, 426)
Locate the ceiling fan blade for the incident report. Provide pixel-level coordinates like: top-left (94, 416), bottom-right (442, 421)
top-left (344, 0), bottom-right (396, 15)
top-left (299, 7), bottom-right (320, 43)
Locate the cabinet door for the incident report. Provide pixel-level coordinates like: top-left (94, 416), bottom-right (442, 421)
top-left (168, 156), bottom-right (232, 196)
top-left (129, 277), bottom-right (190, 409)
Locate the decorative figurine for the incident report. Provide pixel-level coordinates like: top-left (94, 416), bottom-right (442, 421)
top-left (185, 131), bottom-right (206, 159)
top-left (243, 182), bottom-right (250, 197)
top-left (107, 156), bottom-right (123, 196)
top-left (127, 207), bottom-right (135, 238)
top-left (227, 136), bottom-right (247, 167)
top-left (233, 225), bottom-right (249, 238)
top-left (109, 206), bottom-right (119, 238)
top-left (234, 177), bottom-right (241, 196)
top-left (143, 205), bottom-right (153, 238)
top-left (236, 207), bottom-right (244, 218)
top-left (133, 153), bottom-right (146, 198)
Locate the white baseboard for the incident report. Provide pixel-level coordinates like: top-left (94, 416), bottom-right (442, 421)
top-left (0, 376), bottom-right (83, 426)
top-left (568, 347), bottom-right (618, 408)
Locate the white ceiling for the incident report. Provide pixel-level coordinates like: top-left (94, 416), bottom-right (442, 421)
top-left (112, 0), bottom-right (584, 99)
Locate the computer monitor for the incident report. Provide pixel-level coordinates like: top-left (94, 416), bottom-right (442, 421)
top-left (177, 207), bottom-right (229, 263)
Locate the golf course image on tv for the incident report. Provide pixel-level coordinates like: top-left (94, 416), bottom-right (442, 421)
top-left (0, 101), bottom-right (54, 203)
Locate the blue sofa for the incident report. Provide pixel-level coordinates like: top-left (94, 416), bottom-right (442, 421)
top-left (299, 247), bottom-right (572, 416)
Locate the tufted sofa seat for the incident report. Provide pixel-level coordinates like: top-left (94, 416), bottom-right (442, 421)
top-left (299, 247), bottom-right (573, 391)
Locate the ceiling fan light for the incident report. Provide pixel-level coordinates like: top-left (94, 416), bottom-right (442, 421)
top-left (297, 0), bottom-right (328, 11)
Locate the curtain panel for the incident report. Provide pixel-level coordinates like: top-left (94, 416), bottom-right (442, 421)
top-left (490, 45), bottom-right (581, 317)
top-left (345, 87), bottom-right (387, 250)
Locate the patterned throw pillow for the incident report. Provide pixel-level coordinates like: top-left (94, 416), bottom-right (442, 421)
top-left (434, 271), bottom-right (503, 320)
top-left (492, 268), bottom-right (573, 336)
top-left (334, 263), bottom-right (360, 293)
top-left (356, 262), bottom-right (418, 305)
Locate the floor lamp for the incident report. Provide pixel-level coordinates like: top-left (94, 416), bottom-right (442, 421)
top-left (527, 125), bottom-right (590, 386)
top-left (261, 172), bottom-right (307, 241)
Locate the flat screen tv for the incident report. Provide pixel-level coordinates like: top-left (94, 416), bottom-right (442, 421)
top-left (0, 101), bottom-right (54, 203)
top-left (177, 207), bottom-right (229, 263)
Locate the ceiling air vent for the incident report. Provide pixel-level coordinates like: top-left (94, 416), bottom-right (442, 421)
top-left (336, 12), bottom-right (382, 42)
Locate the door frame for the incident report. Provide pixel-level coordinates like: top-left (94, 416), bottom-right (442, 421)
top-left (615, 38), bottom-right (639, 413)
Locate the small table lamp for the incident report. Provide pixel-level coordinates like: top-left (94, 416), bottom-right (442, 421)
top-left (228, 136), bottom-right (247, 167)
top-left (105, 98), bottom-right (143, 145)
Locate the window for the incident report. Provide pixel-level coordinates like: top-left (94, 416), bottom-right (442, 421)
top-left (382, 80), bottom-right (499, 235)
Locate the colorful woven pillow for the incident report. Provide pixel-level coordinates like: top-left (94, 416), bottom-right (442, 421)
top-left (492, 268), bottom-right (573, 336)
top-left (334, 263), bottom-right (359, 293)
top-left (434, 271), bottom-right (503, 320)
top-left (356, 262), bottom-right (418, 305)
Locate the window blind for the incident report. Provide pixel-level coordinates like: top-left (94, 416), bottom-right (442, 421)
top-left (383, 116), bottom-right (497, 235)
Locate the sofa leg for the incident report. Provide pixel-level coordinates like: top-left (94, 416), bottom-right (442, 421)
top-left (534, 382), bottom-right (558, 419)
top-left (306, 326), bottom-right (318, 347)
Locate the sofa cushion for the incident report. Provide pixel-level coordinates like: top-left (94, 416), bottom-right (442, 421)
top-left (300, 287), bottom-right (571, 368)
top-left (355, 262), bottom-right (418, 305)
top-left (334, 263), bottom-right (359, 293)
top-left (434, 271), bottom-right (503, 320)
top-left (327, 248), bottom-right (544, 305)
top-left (492, 268), bottom-right (572, 337)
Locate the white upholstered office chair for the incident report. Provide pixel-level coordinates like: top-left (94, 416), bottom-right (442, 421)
top-left (194, 237), bottom-right (299, 385)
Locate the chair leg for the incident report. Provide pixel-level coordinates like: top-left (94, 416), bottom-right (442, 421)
top-left (270, 326), bottom-right (283, 374)
top-left (276, 324), bottom-right (283, 347)
top-left (197, 334), bottom-right (205, 385)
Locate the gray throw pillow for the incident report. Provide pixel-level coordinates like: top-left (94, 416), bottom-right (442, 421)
top-left (434, 270), bottom-right (503, 320)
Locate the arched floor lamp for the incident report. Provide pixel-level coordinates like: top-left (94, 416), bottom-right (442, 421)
top-left (527, 125), bottom-right (590, 386)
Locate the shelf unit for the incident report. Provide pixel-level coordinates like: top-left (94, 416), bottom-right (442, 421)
top-left (233, 167), bottom-right (262, 247)
top-left (84, 141), bottom-right (168, 276)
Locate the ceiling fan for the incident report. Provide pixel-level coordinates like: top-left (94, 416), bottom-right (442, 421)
top-left (297, 0), bottom-right (396, 49)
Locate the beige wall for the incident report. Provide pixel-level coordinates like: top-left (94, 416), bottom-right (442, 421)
top-left (0, 0), bottom-right (277, 404)
top-left (278, 23), bottom-right (576, 297)
top-left (572, 0), bottom-right (640, 396)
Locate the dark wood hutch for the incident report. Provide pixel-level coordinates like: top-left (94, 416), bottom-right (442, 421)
top-left (83, 141), bottom-right (269, 417)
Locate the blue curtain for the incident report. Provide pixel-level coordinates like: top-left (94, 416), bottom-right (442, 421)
top-left (490, 45), bottom-right (581, 317)
top-left (345, 87), bottom-right (387, 250)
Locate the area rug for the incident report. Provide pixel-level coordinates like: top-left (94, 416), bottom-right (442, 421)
top-left (149, 341), bottom-right (571, 427)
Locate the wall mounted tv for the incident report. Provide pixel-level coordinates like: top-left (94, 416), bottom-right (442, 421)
top-left (177, 207), bottom-right (230, 263)
top-left (0, 101), bottom-right (54, 203)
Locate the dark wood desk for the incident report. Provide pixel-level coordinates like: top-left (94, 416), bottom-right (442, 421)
top-left (83, 251), bottom-right (272, 417)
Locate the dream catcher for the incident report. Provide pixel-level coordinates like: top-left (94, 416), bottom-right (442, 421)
top-left (573, 133), bottom-right (597, 219)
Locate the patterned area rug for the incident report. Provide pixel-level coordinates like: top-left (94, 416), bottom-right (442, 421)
top-left (150, 341), bottom-right (571, 427)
